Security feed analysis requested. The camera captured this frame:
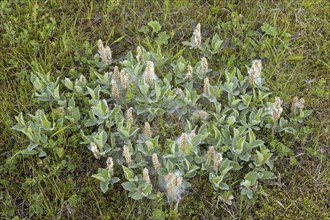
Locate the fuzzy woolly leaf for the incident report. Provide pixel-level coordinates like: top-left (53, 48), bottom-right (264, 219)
top-left (100, 181), bottom-right (109, 193)
top-left (122, 166), bottom-right (134, 180)
top-left (131, 191), bottom-right (144, 200)
top-left (122, 181), bottom-right (137, 192)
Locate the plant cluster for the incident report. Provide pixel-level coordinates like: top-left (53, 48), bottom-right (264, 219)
top-left (12, 23), bottom-right (311, 208)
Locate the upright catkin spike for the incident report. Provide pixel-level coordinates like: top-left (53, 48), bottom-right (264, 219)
top-left (213, 152), bottom-right (223, 173)
top-left (145, 61), bottom-right (155, 85)
top-left (164, 172), bottom-right (174, 200)
top-left (106, 156), bottom-right (114, 176)
top-left (123, 145), bottom-right (132, 164)
top-left (165, 172), bottom-right (184, 206)
top-left (273, 97), bottom-right (283, 120)
top-left (113, 66), bottom-right (120, 81)
top-left (166, 179), bottom-right (174, 198)
top-left (180, 133), bottom-right (187, 151)
top-left (252, 59), bottom-right (262, 73)
top-left (291, 96), bottom-right (306, 115)
top-left (143, 168), bottom-right (151, 184)
top-left (136, 46), bottom-right (143, 64)
top-left (201, 57), bottom-right (208, 73)
top-left (144, 122), bottom-right (152, 138)
top-left (248, 59), bottom-right (262, 86)
top-left (98, 39), bottom-right (104, 55)
top-left (126, 107), bottom-right (133, 125)
top-left (187, 65), bottom-right (193, 80)
top-left (292, 97), bottom-right (305, 114)
top-left (193, 23), bottom-right (201, 48)
top-left (164, 172), bottom-right (173, 182)
top-left (173, 175), bottom-right (182, 187)
top-left (111, 80), bottom-right (120, 101)
top-left (203, 77), bottom-right (209, 95)
top-left (152, 153), bottom-right (160, 171)
top-left (291, 96), bottom-right (298, 114)
top-left (120, 69), bottom-right (128, 90)
top-left (297, 98), bottom-right (305, 112)
top-left (102, 46), bottom-right (112, 64)
top-left (58, 107), bottom-right (65, 114)
top-left (189, 130), bottom-right (196, 139)
top-left (79, 74), bottom-right (86, 84)
top-left (90, 142), bottom-right (100, 159)
top-left (208, 146), bottom-right (215, 159)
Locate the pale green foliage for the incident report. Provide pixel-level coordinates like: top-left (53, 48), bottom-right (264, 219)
top-left (12, 23), bottom-right (310, 207)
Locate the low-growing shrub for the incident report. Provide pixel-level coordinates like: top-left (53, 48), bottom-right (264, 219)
top-left (12, 23), bottom-right (311, 208)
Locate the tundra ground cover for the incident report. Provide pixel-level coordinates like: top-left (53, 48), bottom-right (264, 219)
top-left (0, 0), bottom-right (329, 219)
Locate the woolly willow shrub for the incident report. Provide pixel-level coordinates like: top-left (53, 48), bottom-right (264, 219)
top-left (12, 23), bottom-right (311, 208)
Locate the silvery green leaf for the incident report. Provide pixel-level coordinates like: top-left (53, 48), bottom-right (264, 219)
top-left (244, 171), bottom-right (259, 185)
top-left (131, 191), bottom-right (143, 200)
top-left (248, 129), bottom-right (256, 143)
top-left (266, 159), bottom-right (274, 169)
top-left (220, 159), bottom-right (232, 175)
top-left (64, 78), bottom-right (74, 90)
top-left (17, 149), bottom-right (38, 156)
top-left (194, 155), bottom-right (206, 164)
top-left (39, 110), bottom-right (52, 130)
top-left (245, 188), bottom-right (253, 199)
top-left (27, 142), bottom-right (38, 151)
top-left (260, 171), bottom-right (276, 180)
top-left (122, 166), bottom-right (134, 180)
top-left (211, 33), bottom-right (223, 51)
top-left (155, 82), bottom-right (161, 100)
top-left (52, 85), bottom-right (60, 100)
top-left (218, 182), bottom-right (229, 190)
top-left (92, 104), bottom-right (103, 118)
top-left (185, 169), bottom-right (197, 178)
top-left (239, 153), bottom-right (251, 162)
top-left (221, 128), bottom-right (230, 140)
top-left (302, 110), bottom-right (312, 118)
top-left (87, 86), bottom-right (95, 99)
top-left (227, 116), bottom-right (236, 126)
top-left (231, 161), bottom-right (243, 170)
top-left (236, 136), bottom-right (246, 151)
top-left (121, 60), bottom-right (131, 67)
top-left (241, 180), bottom-right (251, 188)
top-left (91, 174), bottom-right (106, 182)
top-left (111, 177), bottom-right (120, 184)
top-left (74, 85), bottom-right (83, 94)
top-left (68, 97), bottom-right (75, 108)
top-left (139, 83), bottom-right (149, 97)
top-left (39, 149), bottom-right (47, 157)
top-left (95, 85), bottom-right (102, 98)
top-left (118, 128), bottom-right (130, 139)
top-left (100, 130), bottom-right (107, 144)
top-left (177, 62), bottom-right (186, 72)
top-left (166, 160), bottom-right (174, 172)
top-left (231, 99), bottom-right (241, 107)
top-left (147, 194), bottom-right (156, 200)
top-left (100, 181), bottom-right (109, 193)
top-left (175, 98), bottom-right (186, 107)
top-left (212, 176), bottom-right (223, 185)
top-left (256, 151), bottom-right (264, 164)
top-left (84, 118), bottom-right (97, 127)
top-left (122, 181), bottom-right (137, 192)
top-left (233, 128), bottom-right (240, 138)
top-left (191, 134), bottom-right (202, 147)
top-left (249, 140), bottom-right (264, 149)
top-left (142, 183), bottom-right (152, 195)
top-left (72, 107), bottom-right (80, 122)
